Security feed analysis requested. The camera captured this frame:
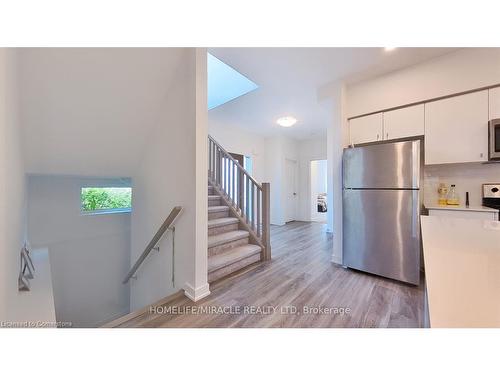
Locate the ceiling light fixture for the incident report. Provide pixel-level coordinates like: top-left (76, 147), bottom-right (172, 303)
top-left (276, 116), bottom-right (297, 127)
top-left (384, 47), bottom-right (397, 52)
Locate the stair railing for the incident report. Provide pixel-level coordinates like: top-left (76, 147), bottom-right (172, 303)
top-left (208, 135), bottom-right (271, 260)
top-left (123, 206), bottom-right (182, 284)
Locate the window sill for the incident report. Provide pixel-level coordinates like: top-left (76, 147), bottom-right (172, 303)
top-left (81, 208), bottom-right (132, 216)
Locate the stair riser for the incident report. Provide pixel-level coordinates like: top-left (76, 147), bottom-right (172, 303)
top-left (208, 222), bottom-right (239, 236)
top-left (208, 198), bottom-right (222, 207)
top-left (208, 237), bottom-right (249, 257)
top-left (208, 210), bottom-right (229, 220)
top-left (208, 253), bottom-right (261, 283)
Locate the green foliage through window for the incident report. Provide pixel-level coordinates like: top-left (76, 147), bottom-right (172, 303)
top-left (81, 187), bottom-right (132, 212)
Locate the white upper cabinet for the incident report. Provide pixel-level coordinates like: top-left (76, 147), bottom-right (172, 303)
top-left (383, 104), bottom-right (424, 140)
top-left (488, 86), bottom-right (500, 120)
top-left (349, 113), bottom-right (383, 145)
top-left (425, 90), bottom-right (488, 164)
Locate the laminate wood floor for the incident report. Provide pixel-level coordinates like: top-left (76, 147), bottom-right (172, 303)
top-left (117, 221), bottom-right (425, 328)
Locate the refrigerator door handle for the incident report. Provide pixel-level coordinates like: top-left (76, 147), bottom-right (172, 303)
top-left (412, 190), bottom-right (419, 238)
top-left (412, 141), bottom-right (421, 189)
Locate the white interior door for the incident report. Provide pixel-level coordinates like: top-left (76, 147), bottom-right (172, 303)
top-left (285, 158), bottom-right (298, 222)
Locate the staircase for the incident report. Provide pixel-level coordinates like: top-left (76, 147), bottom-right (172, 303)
top-left (207, 135), bottom-right (271, 283)
top-left (207, 184), bottom-right (262, 282)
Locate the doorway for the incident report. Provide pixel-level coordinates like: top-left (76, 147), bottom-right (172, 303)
top-left (229, 152), bottom-right (244, 166)
top-left (285, 158), bottom-right (298, 222)
top-left (310, 159), bottom-right (327, 223)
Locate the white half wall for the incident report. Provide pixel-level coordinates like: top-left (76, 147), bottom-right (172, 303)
top-left (0, 48), bottom-right (27, 322)
top-left (130, 48), bottom-right (209, 310)
top-left (26, 175), bottom-right (131, 327)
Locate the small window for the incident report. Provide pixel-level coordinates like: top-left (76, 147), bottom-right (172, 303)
top-left (81, 187), bottom-right (132, 214)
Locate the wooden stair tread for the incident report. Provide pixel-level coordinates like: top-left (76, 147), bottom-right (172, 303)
top-left (208, 230), bottom-right (249, 248)
top-left (208, 205), bottom-right (229, 213)
top-left (208, 244), bottom-right (262, 273)
top-left (208, 217), bottom-right (239, 229)
top-left (208, 195), bottom-right (220, 200)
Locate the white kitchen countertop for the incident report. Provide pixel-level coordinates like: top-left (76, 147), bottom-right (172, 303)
top-left (421, 215), bottom-right (500, 328)
top-left (425, 204), bottom-right (499, 213)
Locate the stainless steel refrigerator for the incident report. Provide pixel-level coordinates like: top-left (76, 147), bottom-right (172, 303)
top-left (343, 138), bottom-right (423, 285)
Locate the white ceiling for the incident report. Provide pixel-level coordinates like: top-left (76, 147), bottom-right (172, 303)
top-left (19, 48), bottom-right (184, 177)
top-left (19, 47), bottom-right (458, 177)
top-left (208, 48), bottom-right (458, 140)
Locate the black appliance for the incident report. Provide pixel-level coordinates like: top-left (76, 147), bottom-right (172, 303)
top-left (489, 119), bottom-right (500, 161)
top-left (483, 184), bottom-right (500, 220)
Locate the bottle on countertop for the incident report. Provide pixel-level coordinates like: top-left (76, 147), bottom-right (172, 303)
top-left (437, 183), bottom-right (448, 206)
top-left (446, 184), bottom-right (460, 206)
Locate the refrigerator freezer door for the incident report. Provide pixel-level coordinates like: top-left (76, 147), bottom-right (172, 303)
top-left (343, 189), bottom-right (420, 285)
top-left (343, 139), bottom-right (421, 189)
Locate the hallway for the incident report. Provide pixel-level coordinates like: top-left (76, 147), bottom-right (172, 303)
top-left (115, 222), bottom-right (424, 328)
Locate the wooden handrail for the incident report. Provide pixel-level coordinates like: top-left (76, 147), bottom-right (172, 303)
top-left (123, 206), bottom-right (182, 284)
top-left (208, 135), bottom-right (262, 190)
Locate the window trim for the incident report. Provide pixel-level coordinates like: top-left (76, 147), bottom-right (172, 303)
top-left (81, 207), bottom-right (132, 216)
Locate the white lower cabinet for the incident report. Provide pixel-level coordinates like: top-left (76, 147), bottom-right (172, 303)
top-left (424, 90), bottom-right (488, 164)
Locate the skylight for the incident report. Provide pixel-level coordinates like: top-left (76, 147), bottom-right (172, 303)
top-left (207, 53), bottom-right (258, 110)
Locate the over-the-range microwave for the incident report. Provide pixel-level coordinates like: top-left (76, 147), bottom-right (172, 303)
top-left (489, 119), bottom-right (500, 160)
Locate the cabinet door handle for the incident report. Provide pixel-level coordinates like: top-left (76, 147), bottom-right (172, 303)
top-left (377, 134), bottom-right (379, 140)
top-left (386, 132), bottom-right (389, 139)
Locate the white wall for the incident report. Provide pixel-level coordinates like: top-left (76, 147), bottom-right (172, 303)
top-left (424, 163), bottom-right (500, 207)
top-left (209, 121), bottom-right (328, 225)
top-left (130, 48), bottom-right (209, 310)
top-left (208, 121), bottom-right (267, 182)
top-left (18, 48), bottom-right (186, 177)
top-left (318, 80), bottom-right (349, 256)
top-left (297, 138), bottom-right (327, 222)
top-left (310, 160), bottom-right (328, 222)
top-left (192, 48), bottom-right (210, 301)
top-left (0, 48), bottom-right (26, 322)
top-left (323, 83), bottom-right (347, 264)
top-left (347, 48), bottom-right (500, 117)
top-left (26, 175), bottom-right (131, 327)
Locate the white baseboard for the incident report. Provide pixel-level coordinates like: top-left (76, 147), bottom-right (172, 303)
top-left (184, 282), bottom-right (210, 302)
top-left (101, 290), bottom-right (184, 328)
top-left (331, 254), bottom-right (342, 265)
top-left (95, 308), bottom-right (131, 328)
